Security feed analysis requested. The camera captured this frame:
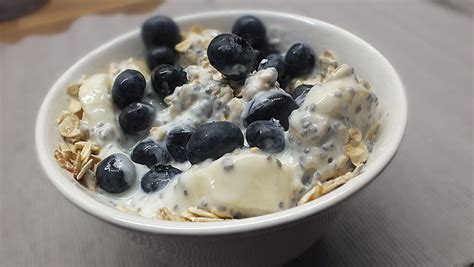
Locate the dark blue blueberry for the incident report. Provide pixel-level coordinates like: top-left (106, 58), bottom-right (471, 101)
top-left (146, 46), bottom-right (176, 70)
top-left (243, 91), bottom-right (298, 130)
top-left (285, 43), bottom-right (316, 77)
top-left (278, 74), bottom-right (292, 90)
top-left (207, 33), bottom-right (255, 81)
top-left (232, 15), bottom-right (267, 49)
top-left (141, 16), bottom-right (181, 49)
top-left (141, 165), bottom-right (182, 193)
top-left (186, 121), bottom-right (244, 164)
top-left (131, 140), bottom-right (170, 167)
top-left (246, 120), bottom-right (285, 153)
top-left (151, 64), bottom-right (187, 99)
top-left (166, 126), bottom-right (195, 162)
top-left (253, 44), bottom-right (278, 68)
top-left (292, 84), bottom-right (313, 106)
top-left (253, 48), bottom-right (267, 69)
top-left (112, 69), bottom-right (146, 109)
top-left (258, 53), bottom-right (287, 85)
top-left (96, 154), bottom-right (136, 194)
top-left (119, 101), bottom-right (155, 134)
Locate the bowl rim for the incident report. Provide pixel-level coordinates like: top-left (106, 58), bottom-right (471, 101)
top-left (35, 10), bottom-right (407, 236)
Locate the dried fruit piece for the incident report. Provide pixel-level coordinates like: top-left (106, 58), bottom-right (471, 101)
top-left (344, 128), bottom-right (368, 166)
top-left (175, 38), bottom-right (192, 52)
top-left (76, 158), bottom-right (93, 180)
top-left (319, 49), bottom-right (338, 72)
top-left (298, 165), bottom-right (363, 205)
top-left (158, 207), bottom-right (174, 221)
top-left (80, 141), bottom-right (92, 162)
top-left (58, 114), bottom-right (81, 138)
top-left (179, 207), bottom-right (233, 222)
top-left (69, 98), bottom-right (82, 114)
top-left (190, 25), bottom-right (204, 34)
top-left (75, 141), bottom-right (100, 153)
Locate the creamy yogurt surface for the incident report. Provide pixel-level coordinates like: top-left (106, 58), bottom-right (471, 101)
top-left (55, 20), bottom-right (381, 221)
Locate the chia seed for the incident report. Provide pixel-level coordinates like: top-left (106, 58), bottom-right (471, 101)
top-left (279, 202), bottom-right (284, 209)
top-left (223, 163), bottom-right (234, 171)
top-left (183, 190), bottom-right (188, 196)
top-left (366, 93), bottom-right (373, 102)
top-left (322, 143), bottom-right (334, 151)
top-left (327, 157), bottom-right (333, 163)
top-left (314, 171), bottom-right (321, 179)
top-left (304, 148), bottom-right (310, 154)
top-left (223, 105), bottom-right (230, 116)
top-left (266, 155), bottom-right (272, 161)
top-left (326, 126), bottom-right (332, 134)
top-left (276, 159), bottom-right (282, 168)
top-left (199, 200), bottom-right (208, 208)
top-left (348, 87), bottom-right (356, 96)
top-left (355, 105), bottom-right (362, 114)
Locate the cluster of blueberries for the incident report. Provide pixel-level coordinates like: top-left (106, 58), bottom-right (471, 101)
top-left (96, 15), bottom-right (317, 195)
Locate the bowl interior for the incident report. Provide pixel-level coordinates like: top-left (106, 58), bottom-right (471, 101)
top-left (36, 10), bottom-right (406, 235)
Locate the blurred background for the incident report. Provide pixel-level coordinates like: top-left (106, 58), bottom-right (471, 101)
top-left (0, 0), bottom-right (473, 266)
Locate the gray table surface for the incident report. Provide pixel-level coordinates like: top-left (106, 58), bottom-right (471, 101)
top-left (1, 0), bottom-right (473, 266)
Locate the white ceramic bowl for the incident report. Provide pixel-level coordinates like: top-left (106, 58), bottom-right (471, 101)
top-left (36, 10), bottom-right (407, 266)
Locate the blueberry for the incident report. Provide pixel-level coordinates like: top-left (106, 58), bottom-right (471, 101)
top-left (278, 74), bottom-right (292, 90)
top-left (111, 69), bottom-right (146, 109)
top-left (151, 64), bottom-right (187, 98)
top-left (119, 102), bottom-right (155, 134)
top-left (243, 91), bottom-right (298, 130)
top-left (166, 126), bottom-right (195, 162)
top-left (141, 165), bottom-right (182, 193)
top-left (232, 15), bottom-right (267, 49)
top-left (146, 46), bottom-right (176, 70)
top-left (258, 53), bottom-right (287, 84)
top-left (292, 84), bottom-right (313, 106)
top-left (253, 48), bottom-right (267, 68)
top-left (131, 140), bottom-right (170, 167)
top-left (207, 33), bottom-right (255, 81)
top-left (285, 43), bottom-right (316, 77)
top-left (246, 120), bottom-right (285, 153)
top-left (141, 16), bottom-right (181, 49)
top-left (96, 154), bottom-right (136, 194)
top-left (186, 121), bottom-right (244, 164)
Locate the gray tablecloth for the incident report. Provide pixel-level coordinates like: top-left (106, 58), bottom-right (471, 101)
top-left (1, 0), bottom-right (473, 266)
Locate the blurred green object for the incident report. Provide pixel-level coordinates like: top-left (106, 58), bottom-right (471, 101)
top-left (0, 0), bottom-right (48, 22)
